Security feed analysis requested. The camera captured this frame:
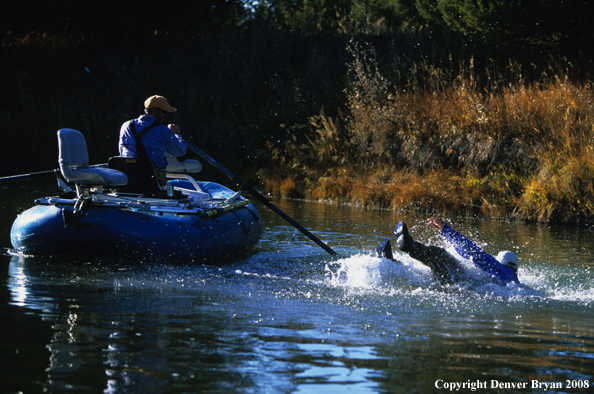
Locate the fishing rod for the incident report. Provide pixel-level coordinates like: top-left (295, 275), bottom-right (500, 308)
top-left (0, 164), bottom-right (108, 184)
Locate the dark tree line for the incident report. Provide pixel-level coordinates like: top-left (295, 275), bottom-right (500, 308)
top-left (1, 0), bottom-right (592, 177)
top-left (415, 0), bottom-right (593, 48)
top-left (4, 1), bottom-right (592, 49)
top-left (2, 1), bottom-right (248, 38)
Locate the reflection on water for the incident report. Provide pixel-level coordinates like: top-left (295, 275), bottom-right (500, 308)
top-left (2, 182), bottom-right (594, 393)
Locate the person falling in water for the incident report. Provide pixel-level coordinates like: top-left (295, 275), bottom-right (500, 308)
top-left (377, 217), bottom-right (520, 286)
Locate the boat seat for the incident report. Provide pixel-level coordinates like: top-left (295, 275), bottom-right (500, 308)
top-left (108, 156), bottom-right (163, 196)
top-left (58, 128), bottom-right (128, 187)
top-left (166, 156), bottom-right (202, 173)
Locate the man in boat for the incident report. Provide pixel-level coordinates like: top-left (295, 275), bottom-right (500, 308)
top-left (377, 217), bottom-right (520, 286)
top-left (118, 95), bottom-right (187, 188)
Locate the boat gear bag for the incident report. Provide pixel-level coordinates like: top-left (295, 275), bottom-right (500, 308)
top-left (108, 157), bottom-right (163, 196)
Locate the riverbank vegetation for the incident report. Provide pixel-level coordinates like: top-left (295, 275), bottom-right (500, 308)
top-left (263, 51), bottom-right (593, 226)
top-left (2, 1), bottom-right (593, 226)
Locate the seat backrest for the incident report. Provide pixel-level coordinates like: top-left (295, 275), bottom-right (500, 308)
top-left (165, 155), bottom-right (203, 173)
top-left (57, 129), bottom-right (128, 187)
top-left (108, 157), bottom-right (162, 196)
top-left (58, 128), bottom-right (89, 169)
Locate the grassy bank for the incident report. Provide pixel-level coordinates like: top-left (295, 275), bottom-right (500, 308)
top-left (261, 51), bottom-right (594, 227)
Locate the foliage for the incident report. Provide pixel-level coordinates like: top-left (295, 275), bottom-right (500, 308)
top-left (250, 0), bottom-right (419, 33)
top-left (262, 43), bottom-right (594, 226)
top-left (415, 0), bottom-right (594, 48)
top-left (2, 1), bottom-right (249, 38)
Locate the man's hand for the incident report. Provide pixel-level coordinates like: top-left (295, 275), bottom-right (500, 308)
top-left (168, 124), bottom-right (181, 135)
top-left (427, 217), bottom-right (445, 230)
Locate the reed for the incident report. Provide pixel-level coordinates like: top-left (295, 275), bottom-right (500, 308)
top-left (264, 50), bottom-right (594, 226)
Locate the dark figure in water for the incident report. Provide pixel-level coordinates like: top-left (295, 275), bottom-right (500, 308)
top-left (377, 217), bottom-right (520, 286)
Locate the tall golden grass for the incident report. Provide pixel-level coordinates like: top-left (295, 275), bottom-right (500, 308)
top-left (264, 57), bottom-right (594, 226)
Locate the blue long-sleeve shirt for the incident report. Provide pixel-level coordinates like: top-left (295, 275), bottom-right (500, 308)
top-left (441, 225), bottom-right (519, 284)
top-left (119, 115), bottom-right (187, 169)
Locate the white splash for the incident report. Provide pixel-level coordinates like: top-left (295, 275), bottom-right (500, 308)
top-left (325, 252), bottom-right (433, 290)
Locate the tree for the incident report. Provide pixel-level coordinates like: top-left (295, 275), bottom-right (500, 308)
top-left (414, 0), bottom-right (593, 47)
top-left (249, 0), bottom-right (418, 33)
top-left (2, 1), bottom-right (248, 39)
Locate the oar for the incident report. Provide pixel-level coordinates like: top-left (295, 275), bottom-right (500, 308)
top-left (186, 139), bottom-right (338, 256)
top-left (0, 164), bottom-right (108, 184)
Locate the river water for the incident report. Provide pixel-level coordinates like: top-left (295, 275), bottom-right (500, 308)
top-left (1, 179), bottom-right (593, 393)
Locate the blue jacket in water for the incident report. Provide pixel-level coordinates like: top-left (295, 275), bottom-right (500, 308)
top-left (441, 225), bottom-right (519, 284)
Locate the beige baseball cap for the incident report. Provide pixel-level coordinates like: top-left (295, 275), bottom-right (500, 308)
top-left (144, 95), bottom-right (177, 112)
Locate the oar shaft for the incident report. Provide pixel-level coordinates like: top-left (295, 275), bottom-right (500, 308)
top-left (186, 140), bottom-right (337, 256)
top-left (240, 180), bottom-right (338, 255)
top-left (186, 142), bottom-right (235, 179)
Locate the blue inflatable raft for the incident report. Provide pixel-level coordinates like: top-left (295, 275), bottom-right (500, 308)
top-left (9, 129), bottom-right (262, 262)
